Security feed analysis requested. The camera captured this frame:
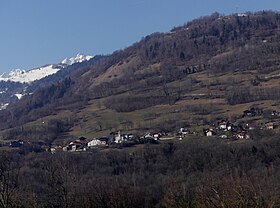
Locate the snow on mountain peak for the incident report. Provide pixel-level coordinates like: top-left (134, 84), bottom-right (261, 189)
top-left (61, 53), bottom-right (93, 65)
top-left (0, 53), bottom-right (93, 84)
top-left (1, 69), bottom-right (25, 78)
top-left (0, 65), bottom-right (60, 83)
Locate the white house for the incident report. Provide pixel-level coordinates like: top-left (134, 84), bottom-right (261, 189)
top-left (88, 139), bottom-right (105, 147)
top-left (235, 132), bottom-right (250, 140)
top-left (219, 122), bottom-right (227, 130)
top-left (114, 131), bottom-right (123, 143)
top-left (88, 137), bottom-right (109, 148)
top-left (204, 129), bottom-right (215, 137)
top-left (179, 127), bottom-right (189, 136)
top-left (153, 133), bottom-right (161, 140)
top-left (206, 131), bottom-right (213, 137)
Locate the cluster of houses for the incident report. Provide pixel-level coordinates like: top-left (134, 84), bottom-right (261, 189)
top-left (243, 107), bottom-right (280, 118)
top-left (7, 139), bottom-right (50, 153)
top-left (173, 108), bottom-right (279, 140)
top-left (6, 106), bottom-right (280, 153)
top-left (7, 117), bottom-right (279, 153)
top-left (202, 118), bottom-right (277, 140)
top-left (50, 131), bottom-right (161, 153)
top-left (55, 109), bottom-right (280, 153)
top-left (6, 131), bottom-right (163, 153)
top-left (203, 120), bottom-right (251, 140)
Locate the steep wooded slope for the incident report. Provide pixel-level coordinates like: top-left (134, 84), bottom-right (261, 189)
top-left (1, 11), bottom-right (280, 143)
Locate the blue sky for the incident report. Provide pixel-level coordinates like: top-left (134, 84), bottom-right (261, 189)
top-left (0, 0), bottom-right (280, 72)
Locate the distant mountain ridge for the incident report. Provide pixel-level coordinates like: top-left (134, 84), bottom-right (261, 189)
top-left (0, 53), bottom-right (93, 83)
top-left (0, 53), bottom-right (95, 110)
top-left (61, 53), bottom-right (93, 66)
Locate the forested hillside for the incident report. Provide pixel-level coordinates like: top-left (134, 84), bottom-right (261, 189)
top-left (1, 135), bottom-right (280, 207)
top-left (1, 11), bottom-right (280, 142)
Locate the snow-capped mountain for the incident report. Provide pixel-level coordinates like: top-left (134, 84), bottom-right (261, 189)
top-left (0, 65), bottom-right (62, 83)
top-left (61, 53), bottom-right (93, 65)
top-left (0, 53), bottom-right (95, 110)
top-left (0, 53), bottom-right (93, 84)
